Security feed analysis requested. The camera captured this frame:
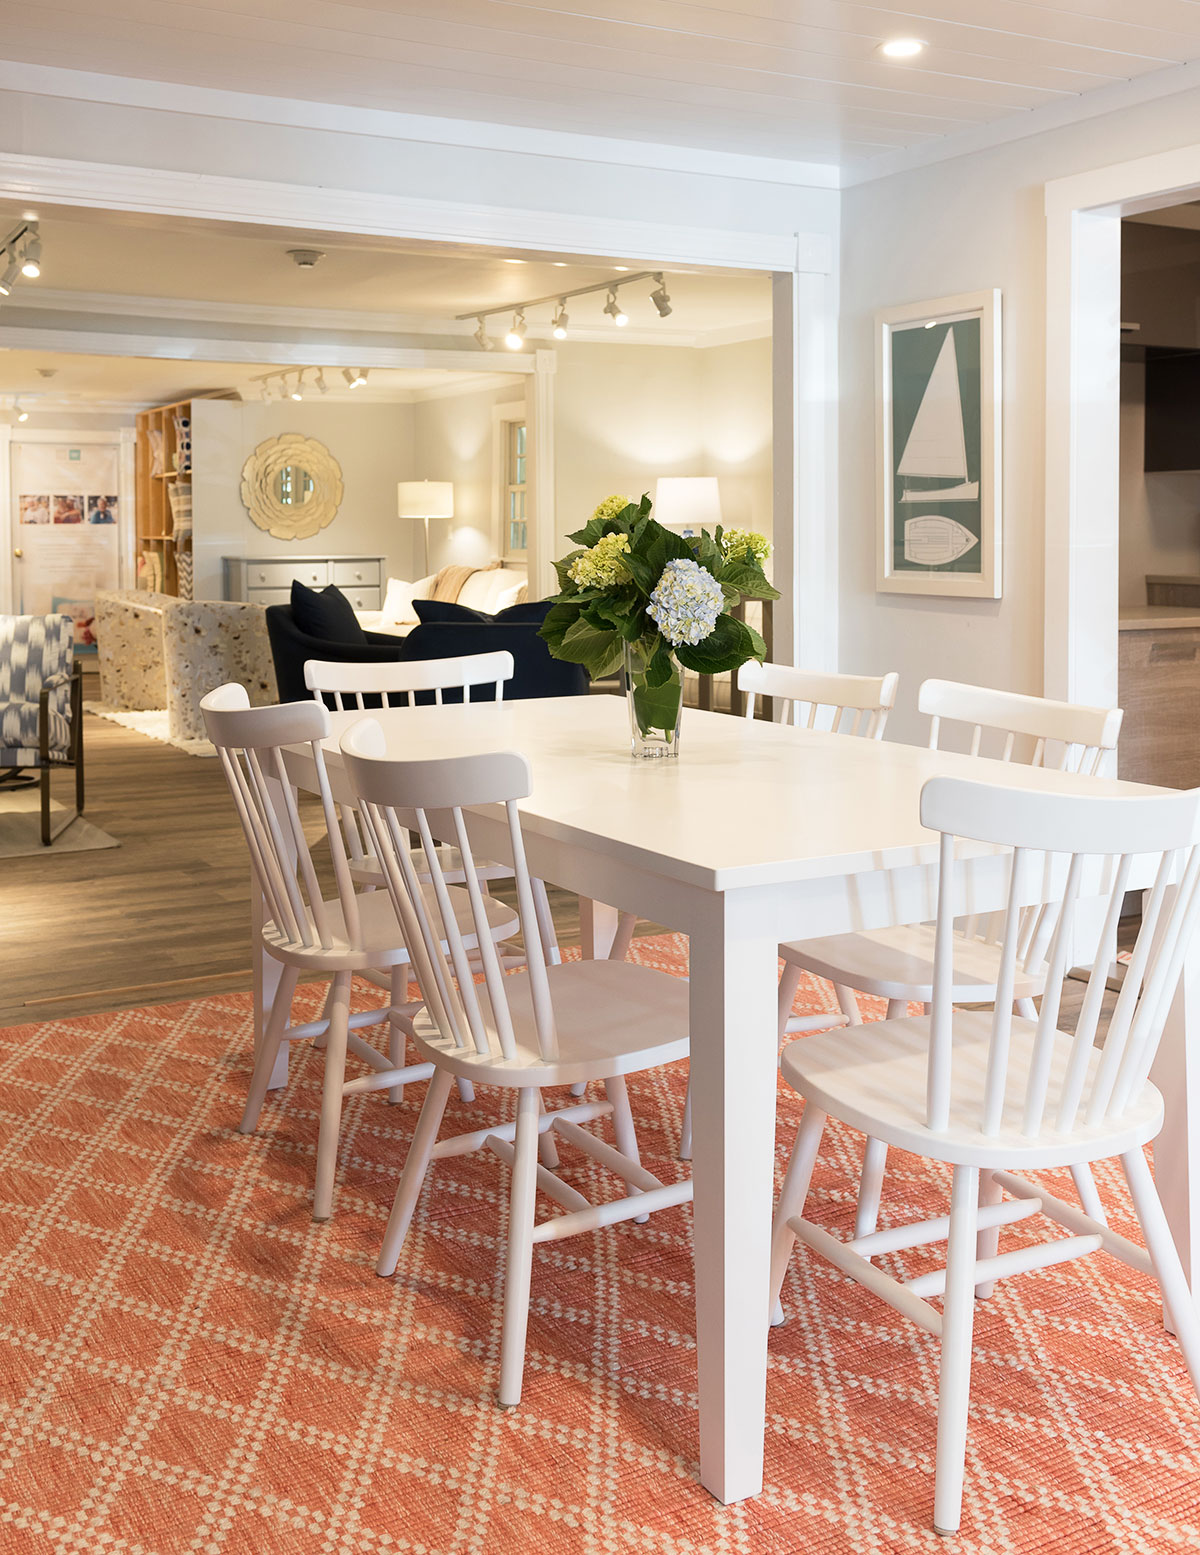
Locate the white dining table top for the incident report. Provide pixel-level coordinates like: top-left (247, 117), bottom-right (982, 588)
top-left (315, 694), bottom-right (1166, 895)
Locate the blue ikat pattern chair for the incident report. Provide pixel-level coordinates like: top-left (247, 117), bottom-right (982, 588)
top-left (0, 614), bottom-right (85, 844)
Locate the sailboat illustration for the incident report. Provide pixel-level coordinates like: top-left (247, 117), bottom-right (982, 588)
top-left (897, 330), bottom-right (979, 504)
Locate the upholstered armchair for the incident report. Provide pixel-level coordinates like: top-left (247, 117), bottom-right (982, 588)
top-left (0, 614), bottom-right (85, 844)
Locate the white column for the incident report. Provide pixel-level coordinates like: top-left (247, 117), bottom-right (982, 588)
top-left (528, 348), bottom-right (557, 600)
top-left (1151, 925), bottom-right (1200, 1317)
top-left (688, 886), bottom-right (780, 1502)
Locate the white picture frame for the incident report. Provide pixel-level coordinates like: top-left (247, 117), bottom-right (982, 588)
top-left (876, 288), bottom-right (1002, 599)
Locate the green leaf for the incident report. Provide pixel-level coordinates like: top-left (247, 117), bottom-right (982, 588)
top-left (715, 559), bottom-right (781, 601)
top-left (674, 613), bottom-right (759, 676)
top-left (630, 672), bottom-right (682, 738)
top-left (538, 601), bottom-right (583, 654)
top-left (645, 638), bottom-right (675, 688)
top-left (642, 522), bottom-right (695, 579)
top-left (555, 616), bottom-right (625, 679)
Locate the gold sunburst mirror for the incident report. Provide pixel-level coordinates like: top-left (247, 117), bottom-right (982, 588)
top-left (240, 433), bottom-right (344, 540)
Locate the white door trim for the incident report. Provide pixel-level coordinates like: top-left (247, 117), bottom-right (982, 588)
top-left (1045, 144), bottom-right (1200, 706)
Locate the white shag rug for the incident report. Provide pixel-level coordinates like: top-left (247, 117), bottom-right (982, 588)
top-left (84, 702), bottom-right (216, 757)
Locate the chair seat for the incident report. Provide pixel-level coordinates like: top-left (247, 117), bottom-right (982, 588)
top-left (781, 1009), bottom-right (1164, 1169)
top-left (0, 696), bottom-right (71, 758)
top-left (410, 959), bottom-right (692, 1087)
top-left (263, 882), bottom-right (519, 971)
top-left (780, 923), bottom-right (1045, 1005)
top-left (349, 842), bottom-right (513, 888)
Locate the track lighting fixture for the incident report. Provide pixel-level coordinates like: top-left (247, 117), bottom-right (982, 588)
top-left (343, 367), bottom-right (367, 387)
top-left (21, 231), bottom-right (42, 279)
top-left (14, 397), bottom-right (27, 422)
top-left (457, 269), bottom-right (673, 346)
top-left (315, 369), bottom-right (328, 394)
top-left (604, 289), bottom-right (628, 327)
top-left (505, 311), bottom-right (527, 350)
top-left (0, 221), bottom-right (41, 296)
top-left (290, 371), bottom-right (305, 401)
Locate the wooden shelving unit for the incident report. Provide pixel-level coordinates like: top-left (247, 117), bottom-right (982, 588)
top-left (135, 397), bottom-right (194, 597)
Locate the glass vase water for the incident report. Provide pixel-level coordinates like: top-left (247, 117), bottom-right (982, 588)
top-left (623, 641), bottom-right (682, 758)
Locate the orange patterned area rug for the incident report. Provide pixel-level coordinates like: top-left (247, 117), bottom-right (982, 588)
top-left (1, 932), bottom-right (1198, 1554)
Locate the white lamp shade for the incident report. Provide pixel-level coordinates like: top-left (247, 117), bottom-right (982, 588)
top-left (654, 476), bottom-right (722, 535)
top-left (397, 480), bottom-right (454, 519)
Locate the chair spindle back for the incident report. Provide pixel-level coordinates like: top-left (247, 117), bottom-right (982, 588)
top-left (201, 683), bottom-right (361, 952)
top-left (921, 776), bottom-right (1200, 1141)
top-left (737, 661), bottom-right (899, 739)
top-left (920, 679), bottom-right (1123, 775)
top-left (341, 719), bottom-right (557, 1064)
top-left (305, 651), bottom-right (514, 712)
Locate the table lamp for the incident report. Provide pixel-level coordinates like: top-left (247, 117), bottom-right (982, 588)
top-left (654, 476), bottom-right (722, 537)
top-left (397, 480), bottom-right (454, 574)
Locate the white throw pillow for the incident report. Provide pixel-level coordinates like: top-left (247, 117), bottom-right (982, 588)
top-left (381, 574), bottom-right (436, 626)
top-left (457, 568), bottom-right (527, 615)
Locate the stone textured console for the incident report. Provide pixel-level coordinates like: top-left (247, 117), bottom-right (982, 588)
top-left (96, 590), bottom-right (277, 745)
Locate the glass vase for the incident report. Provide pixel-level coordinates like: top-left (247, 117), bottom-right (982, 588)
top-left (623, 641), bottom-right (682, 759)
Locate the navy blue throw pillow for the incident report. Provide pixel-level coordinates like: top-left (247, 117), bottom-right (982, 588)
top-left (494, 600), bottom-right (551, 625)
top-left (290, 579), bottom-right (368, 644)
top-left (412, 598), bottom-right (491, 625)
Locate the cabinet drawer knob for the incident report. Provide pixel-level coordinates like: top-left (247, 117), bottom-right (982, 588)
top-left (257, 571), bottom-right (266, 582)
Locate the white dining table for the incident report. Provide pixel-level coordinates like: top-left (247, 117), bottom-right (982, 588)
top-left (265, 693), bottom-right (1200, 1506)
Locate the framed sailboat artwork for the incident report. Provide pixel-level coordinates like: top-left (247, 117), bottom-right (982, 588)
top-left (876, 289), bottom-right (1002, 598)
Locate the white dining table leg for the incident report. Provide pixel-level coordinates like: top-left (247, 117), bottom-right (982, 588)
top-left (1150, 923), bottom-right (1200, 1326)
top-left (688, 889), bottom-right (780, 1503)
top-left (579, 898), bottom-right (621, 959)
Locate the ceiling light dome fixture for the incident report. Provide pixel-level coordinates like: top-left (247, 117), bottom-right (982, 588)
top-left (287, 248), bottom-right (326, 268)
top-left (650, 274), bottom-right (672, 318)
top-left (878, 36), bottom-right (926, 59)
top-left (505, 311), bottom-right (527, 350)
top-left (604, 289), bottom-right (628, 327)
top-left (551, 303), bottom-right (569, 340)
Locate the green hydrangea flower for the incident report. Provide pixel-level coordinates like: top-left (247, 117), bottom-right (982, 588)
top-left (721, 528), bottom-right (771, 564)
top-left (568, 531), bottom-right (631, 589)
top-left (591, 494), bottom-right (631, 525)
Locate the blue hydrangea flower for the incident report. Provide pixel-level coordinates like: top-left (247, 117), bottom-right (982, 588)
top-left (646, 558), bottom-right (724, 646)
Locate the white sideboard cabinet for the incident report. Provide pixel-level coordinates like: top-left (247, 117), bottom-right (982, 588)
top-left (223, 555), bottom-right (385, 612)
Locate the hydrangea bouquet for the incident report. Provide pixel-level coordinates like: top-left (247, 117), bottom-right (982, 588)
top-left (540, 493), bottom-right (779, 756)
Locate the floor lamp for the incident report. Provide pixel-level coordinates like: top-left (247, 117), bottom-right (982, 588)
top-left (397, 480), bottom-right (454, 575)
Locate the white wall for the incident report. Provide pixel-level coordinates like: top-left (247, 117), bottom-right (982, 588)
top-left (553, 336), bottom-right (772, 561)
top-left (1119, 360), bottom-right (1200, 603)
top-left (411, 383), bottom-right (526, 574)
top-left (190, 399), bottom-right (414, 600)
top-left (840, 83), bottom-right (1200, 742)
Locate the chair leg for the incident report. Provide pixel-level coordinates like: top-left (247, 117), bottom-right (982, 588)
top-left (377, 1069), bottom-right (454, 1277)
top-left (312, 979), bottom-right (335, 1050)
top-left (313, 972), bottom-right (352, 1222)
top-left (769, 1103), bottom-right (827, 1325)
top-left (388, 969), bottom-right (407, 1105)
top-left (854, 1135), bottom-right (889, 1242)
top-left (974, 1170), bottom-right (1004, 1299)
top-left (679, 1076), bottom-right (692, 1161)
top-left (1121, 1147), bottom-right (1200, 1396)
top-left (40, 761), bottom-right (50, 847)
top-left (498, 1087), bottom-right (541, 1408)
top-left (1015, 997), bottom-right (1038, 1020)
top-left (1069, 1163), bottom-right (1107, 1224)
top-left (833, 984), bottom-right (865, 1025)
top-left (777, 961), bottom-right (803, 1044)
top-left (933, 1165), bottom-right (981, 1537)
top-left (537, 1092), bottom-right (560, 1169)
top-left (608, 911), bottom-right (637, 963)
top-left (239, 964), bottom-right (299, 1133)
top-left (605, 1074), bottom-right (647, 1222)
top-left (457, 1077), bottom-right (476, 1102)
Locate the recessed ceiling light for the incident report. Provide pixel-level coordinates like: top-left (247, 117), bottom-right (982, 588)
top-left (552, 262), bottom-right (568, 268)
top-left (878, 37), bottom-right (926, 59)
top-left (613, 266), bottom-right (630, 272)
top-left (504, 258), bottom-right (525, 265)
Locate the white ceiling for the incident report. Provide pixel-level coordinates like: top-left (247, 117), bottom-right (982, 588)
top-left (2, 1), bottom-right (1200, 167)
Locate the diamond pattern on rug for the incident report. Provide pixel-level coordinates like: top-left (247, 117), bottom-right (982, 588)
top-left (0, 933), bottom-right (1198, 1553)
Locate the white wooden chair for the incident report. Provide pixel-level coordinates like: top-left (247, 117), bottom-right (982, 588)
top-left (200, 683), bottom-right (519, 1220)
top-left (738, 660), bottom-right (899, 740)
top-left (769, 774), bottom-right (1200, 1535)
top-left (777, 680), bottom-right (1124, 1234)
top-left (340, 719), bottom-right (693, 1407)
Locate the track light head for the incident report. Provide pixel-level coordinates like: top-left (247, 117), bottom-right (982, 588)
top-left (474, 317), bottom-right (495, 351)
top-left (505, 311), bottom-right (527, 350)
top-left (290, 372), bottom-right (304, 401)
top-left (20, 230), bottom-right (40, 279)
top-left (551, 303), bottom-right (569, 340)
top-left (604, 289), bottom-right (628, 327)
top-left (0, 258), bottom-right (17, 297)
top-left (650, 275), bottom-right (672, 318)
top-left (315, 370), bottom-right (328, 394)
top-left (343, 367), bottom-right (367, 387)
top-left (14, 397), bottom-right (27, 422)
